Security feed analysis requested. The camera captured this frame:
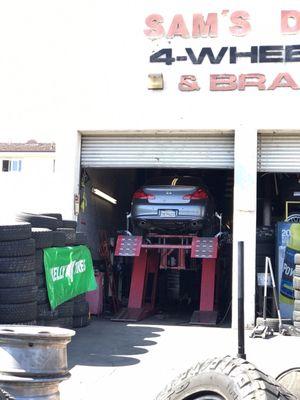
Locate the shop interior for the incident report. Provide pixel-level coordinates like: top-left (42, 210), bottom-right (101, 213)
top-left (78, 167), bottom-right (234, 325)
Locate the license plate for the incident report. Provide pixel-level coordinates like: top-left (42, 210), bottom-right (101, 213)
top-left (160, 210), bottom-right (176, 217)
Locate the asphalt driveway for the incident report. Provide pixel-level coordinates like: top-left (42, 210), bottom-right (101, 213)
top-left (60, 318), bottom-right (300, 400)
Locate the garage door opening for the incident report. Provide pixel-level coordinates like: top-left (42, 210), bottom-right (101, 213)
top-left (256, 131), bottom-right (300, 324)
top-left (78, 166), bottom-right (233, 326)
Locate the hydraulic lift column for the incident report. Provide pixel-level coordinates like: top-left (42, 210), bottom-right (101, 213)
top-left (114, 234), bottom-right (219, 324)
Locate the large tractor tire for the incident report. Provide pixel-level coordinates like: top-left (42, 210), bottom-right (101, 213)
top-left (155, 356), bottom-right (296, 400)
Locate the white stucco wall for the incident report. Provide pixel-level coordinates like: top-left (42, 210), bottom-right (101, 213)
top-left (0, 0), bottom-right (300, 326)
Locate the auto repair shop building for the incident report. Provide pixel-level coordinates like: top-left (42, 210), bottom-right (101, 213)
top-left (1, 0), bottom-right (300, 327)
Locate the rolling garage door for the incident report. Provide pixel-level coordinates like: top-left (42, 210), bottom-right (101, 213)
top-left (258, 132), bottom-right (300, 172)
top-left (81, 131), bottom-right (234, 169)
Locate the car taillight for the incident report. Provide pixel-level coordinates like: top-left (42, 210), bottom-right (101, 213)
top-left (183, 189), bottom-right (208, 200)
top-left (133, 189), bottom-right (155, 200)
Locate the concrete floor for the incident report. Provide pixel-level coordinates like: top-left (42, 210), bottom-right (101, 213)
top-left (60, 318), bottom-right (300, 400)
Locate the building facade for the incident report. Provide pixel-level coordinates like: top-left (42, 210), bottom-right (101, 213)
top-left (1, 1), bottom-right (300, 326)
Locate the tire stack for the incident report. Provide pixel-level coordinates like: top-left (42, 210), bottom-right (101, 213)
top-left (0, 223), bottom-right (37, 325)
top-left (293, 253), bottom-right (300, 329)
top-left (73, 294), bottom-right (90, 328)
top-left (19, 212), bottom-right (91, 329)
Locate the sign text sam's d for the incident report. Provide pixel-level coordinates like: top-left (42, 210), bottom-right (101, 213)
top-left (144, 10), bottom-right (300, 92)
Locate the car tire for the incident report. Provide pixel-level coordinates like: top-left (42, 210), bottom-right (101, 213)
top-left (0, 239), bottom-right (35, 257)
top-left (0, 302), bottom-right (37, 324)
top-left (0, 223), bottom-right (32, 242)
top-left (31, 229), bottom-right (54, 249)
top-left (293, 311), bottom-right (300, 322)
top-left (37, 303), bottom-right (58, 320)
top-left (35, 250), bottom-right (44, 273)
top-left (57, 228), bottom-right (76, 245)
top-left (0, 271), bottom-right (36, 288)
top-left (75, 232), bottom-right (88, 245)
top-left (73, 301), bottom-right (89, 317)
top-left (44, 317), bottom-right (73, 329)
top-left (73, 315), bottom-right (89, 328)
top-left (74, 294), bottom-right (86, 303)
top-left (293, 300), bottom-right (300, 311)
top-left (0, 255), bottom-right (35, 273)
top-left (62, 220), bottom-right (77, 229)
top-left (37, 273), bottom-right (46, 288)
top-left (276, 368), bottom-right (300, 400)
top-left (57, 301), bottom-right (74, 317)
top-left (37, 288), bottom-right (48, 304)
top-left (52, 231), bottom-right (66, 247)
top-left (0, 286), bottom-right (38, 304)
top-left (18, 213), bottom-right (59, 230)
top-left (293, 265), bottom-right (300, 277)
top-left (294, 289), bottom-right (300, 300)
top-left (155, 355), bottom-right (295, 400)
top-left (293, 277), bottom-right (300, 291)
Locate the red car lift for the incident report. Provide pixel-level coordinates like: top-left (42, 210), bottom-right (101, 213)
top-left (113, 234), bottom-right (218, 325)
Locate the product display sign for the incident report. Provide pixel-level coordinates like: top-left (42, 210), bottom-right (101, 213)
top-left (44, 245), bottom-right (97, 309)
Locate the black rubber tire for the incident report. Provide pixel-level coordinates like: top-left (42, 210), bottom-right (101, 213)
top-left (44, 317), bottom-right (73, 329)
top-left (0, 223), bottom-right (32, 242)
top-left (57, 301), bottom-right (74, 317)
top-left (35, 250), bottom-right (44, 273)
top-left (293, 265), bottom-right (300, 278)
top-left (42, 213), bottom-right (62, 221)
top-left (0, 302), bottom-right (37, 323)
top-left (52, 231), bottom-right (66, 247)
top-left (73, 301), bottom-right (89, 317)
top-left (293, 277), bottom-right (300, 291)
top-left (0, 285), bottom-right (38, 304)
top-left (18, 213), bottom-right (59, 230)
top-left (37, 273), bottom-right (46, 288)
top-left (256, 243), bottom-right (275, 255)
top-left (62, 220), bottom-right (77, 229)
top-left (0, 255), bottom-right (35, 273)
top-left (294, 289), bottom-right (300, 300)
top-left (37, 303), bottom-right (58, 320)
top-left (155, 356), bottom-right (296, 400)
top-left (37, 288), bottom-right (48, 304)
top-left (73, 315), bottom-right (89, 328)
top-left (74, 294), bottom-right (86, 303)
top-left (75, 232), bottom-right (88, 245)
top-left (31, 229), bottom-right (54, 249)
top-left (0, 239), bottom-right (35, 257)
top-left (0, 270), bottom-right (36, 288)
top-left (57, 228), bottom-right (76, 245)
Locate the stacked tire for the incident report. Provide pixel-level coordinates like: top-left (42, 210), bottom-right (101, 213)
top-left (293, 253), bottom-right (300, 329)
top-left (19, 213), bottom-right (90, 329)
top-left (73, 294), bottom-right (90, 328)
top-left (0, 223), bottom-right (37, 324)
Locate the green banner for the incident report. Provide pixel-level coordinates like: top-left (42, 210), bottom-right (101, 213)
top-left (43, 245), bottom-right (98, 309)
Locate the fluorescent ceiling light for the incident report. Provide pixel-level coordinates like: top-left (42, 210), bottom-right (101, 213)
top-left (91, 187), bottom-right (117, 205)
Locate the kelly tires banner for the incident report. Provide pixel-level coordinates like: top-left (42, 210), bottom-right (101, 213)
top-left (44, 245), bottom-right (97, 309)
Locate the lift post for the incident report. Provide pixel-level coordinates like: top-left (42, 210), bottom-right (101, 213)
top-left (113, 234), bottom-right (219, 324)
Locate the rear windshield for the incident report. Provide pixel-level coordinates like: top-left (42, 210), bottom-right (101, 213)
top-left (145, 176), bottom-right (203, 186)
